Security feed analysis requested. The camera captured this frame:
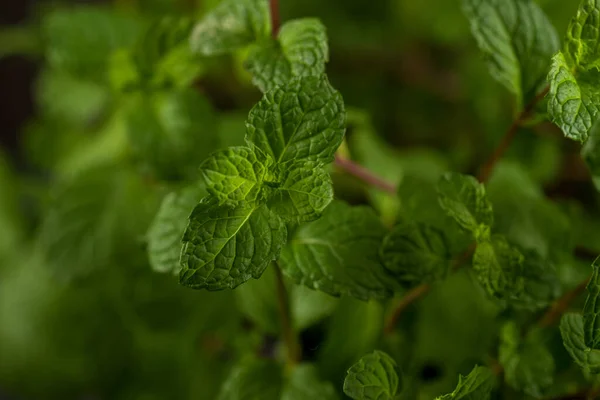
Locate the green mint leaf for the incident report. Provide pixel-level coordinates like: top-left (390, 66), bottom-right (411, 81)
top-left (282, 364), bottom-right (339, 400)
top-left (42, 7), bottom-right (142, 81)
top-left (217, 358), bottom-right (282, 400)
top-left (37, 71), bottom-right (109, 128)
top-left (547, 52), bottom-right (600, 142)
top-left (583, 257), bottom-right (600, 349)
top-left (201, 146), bottom-right (275, 204)
top-left (245, 75), bottom-right (346, 165)
top-left (564, 0), bottom-right (600, 69)
top-left (179, 198), bottom-right (287, 290)
top-left (436, 365), bottom-right (495, 400)
top-left (560, 313), bottom-right (600, 374)
top-left (190, 0), bottom-right (270, 56)
top-left (268, 162), bottom-right (334, 223)
top-left (118, 16), bottom-right (201, 90)
top-left (472, 235), bottom-right (525, 301)
top-left (38, 166), bottom-right (157, 279)
top-left (498, 322), bottom-right (555, 397)
top-left (343, 350), bottom-right (401, 400)
top-left (280, 201), bottom-right (397, 300)
top-left (437, 172), bottom-right (493, 240)
top-left (246, 18), bottom-right (328, 92)
top-left (147, 184), bottom-right (207, 275)
top-left (462, 0), bottom-right (559, 108)
top-left (547, 0), bottom-right (600, 142)
top-left (380, 221), bottom-right (450, 287)
top-left (124, 88), bottom-right (218, 181)
top-left (512, 249), bottom-right (561, 310)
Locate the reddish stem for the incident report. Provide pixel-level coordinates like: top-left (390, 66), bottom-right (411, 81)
top-left (477, 86), bottom-right (550, 183)
top-left (270, 0), bottom-right (280, 37)
top-left (334, 156), bottom-right (397, 194)
top-left (538, 277), bottom-right (590, 328)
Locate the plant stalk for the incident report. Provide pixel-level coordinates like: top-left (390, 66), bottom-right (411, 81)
top-left (270, 0), bottom-right (280, 37)
top-left (334, 156), bottom-right (396, 194)
top-left (477, 86), bottom-right (550, 183)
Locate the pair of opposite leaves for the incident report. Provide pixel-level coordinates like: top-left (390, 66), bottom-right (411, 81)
top-left (179, 75), bottom-right (346, 290)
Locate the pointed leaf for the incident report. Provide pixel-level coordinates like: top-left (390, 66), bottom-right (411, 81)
top-left (560, 313), bottom-right (600, 374)
top-left (179, 198), bottom-right (287, 290)
top-left (147, 184), bottom-right (207, 274)
top-left (564, 0), bottom-right (600, 70)
top-left (462, 0), bottom-right (559, 107)
top-left (280, 201), bottom-right (397, 300)
top-left (380, 221), bottom-right (450, 287)
top-left (437, 172), bottom-right (493, 240)
top-left (498, 322), bottom-right (555, 397)
top-left (343, 350), bottom-right (401, 400)
top-left (124, 88), bottom-right (218, 180)
top-left (245, 75), bottom-right (346, 164)
top-left (436, 366), bottom-right (495, 400)
top-left (246, 18), bottom-right (328, 92)
top-left (547, 52), bottom-right (600, 142)
top-left (472, 235), bottom-right (525, 301)
top-left (583, 257), bottom-right (600, 349)
top-left (190, 0), bottom-right (270, 56)
top-left (268, 162), bottom-right (333, 223)
top-left (201, 146), bottom-right (275, 204)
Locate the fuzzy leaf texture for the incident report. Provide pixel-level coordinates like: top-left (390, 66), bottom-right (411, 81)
top-left (147, 185), bottom-right (206, 274)
top-left (379, 221), bottom-right (450, 287)
top-left (245, 75), bottom-right (346, 165)
top-left (201, 146), bottom-right (275, 204)
top-left (436, 366), bottom-right (495, 400)
top-left (560, 313), bottom-right (600, 374)
top-left (343, 350), bottom-right (401, 400)
top-left (179, 198), bottom-right (287, 290)
top-left (189, 0), bottom-right (270, 56)
top-left (267, 162), bottom-right (334, 223)
top-left (437, 172), bottom-right (493, 240)
top-left (548, 0), bottom-right (600, 142)
top-left (472, 235), bottom-right (525, 302)
top-left (462, 0), bottom-right (559, 108)
top-left (498, 322), bottom-right (555, 397)
top-left (246, 18), bottom-right (329, 93)
top-left (280, 201), bottom-right (398, 300)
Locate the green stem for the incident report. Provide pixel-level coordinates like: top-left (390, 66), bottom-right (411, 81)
top-left (274, 263), bottom-right (301, 367)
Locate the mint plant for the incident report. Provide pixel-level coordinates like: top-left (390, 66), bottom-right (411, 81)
top-left (3, 0), bottom-right (600, 399)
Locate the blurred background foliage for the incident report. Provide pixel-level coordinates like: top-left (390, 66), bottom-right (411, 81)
top-left (0, 0), bottom-right (598, 399)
